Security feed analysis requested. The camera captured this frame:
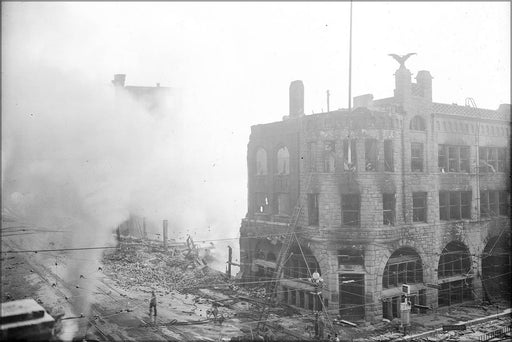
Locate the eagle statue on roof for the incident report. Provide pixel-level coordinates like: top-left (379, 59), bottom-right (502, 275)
top-left (388, 53), bottom-right (416, 68)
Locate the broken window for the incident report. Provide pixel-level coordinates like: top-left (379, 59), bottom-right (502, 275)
top-left (438, 279), bottom-right (473, 307)
top-left (481, 190), bottom-right (509, 217)
top-left (343, 139), bottom-right (357, 171)
top-left (439, 191), bottom-right (471, 220)
top-left (499, 191), bottom-right (509, 216)
top-left (283, 286), bottom-right (289, 303)
top-left (342, 194), bottom-right (360, 227)
top-left (383, 248), bottom-right (423, 289)
top-left (323, 140), bottom-right (336, 173)
top-left (308, 194), bottom-right (319, 226)
top-left (337, 247), bottom-right (364, 265)
top-left (411, 142), bottom-right (424, 172)
top-left (277, 146), bottom-right (290, 174)
top-left (410, 115), bottom-right (426, 131)
top-left (438, 242), bottom-right (471, 278)
top-left (365, 139), bottom-right (378, 171)
top-left (255, 192), bottom-right (270, 214)
top-left (339, 274), bottom-right (365, 320)
top-left (383, 193), bottom-right (396, 225)
top-left (497, 148), bottom-right (507, 172)
top-left (438, 145), bottom-right (470, 173)
top-left (480, 147), bottom-right (507, 173)
top-left (412, 192), bottom-right (427, 222)
top-left (256, 147), bottom-right (268, 175)
top-left (307, 142), bottom-right (317, 172)
top-left (384, 140), bottom-right (394, 172)
top-left (273, 193), bottom-right (290, 216)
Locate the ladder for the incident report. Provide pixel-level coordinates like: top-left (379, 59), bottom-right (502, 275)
top-left (255, 173), bottom-right (312, 334)
top-left (255, 204), bottom-right (303, 333)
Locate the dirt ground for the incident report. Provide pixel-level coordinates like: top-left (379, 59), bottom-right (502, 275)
top-left (2, 218), bottom-right (511, 341)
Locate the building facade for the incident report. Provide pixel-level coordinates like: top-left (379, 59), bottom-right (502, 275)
top-left (239, 63), bottom-right (511, 322)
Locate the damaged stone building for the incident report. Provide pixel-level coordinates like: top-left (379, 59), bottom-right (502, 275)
top-left (239, 62), bottom-right (511, 323)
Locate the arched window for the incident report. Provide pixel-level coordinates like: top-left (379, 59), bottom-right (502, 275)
top-left (438, 241), bottom-right (473, 306)
top-left (410, 116), bottom-right (426, 131)
top-left (277, 146), bottom-right (290, 174)
top-left (256, 147), bottom-right (267, 175)
top-left (382, 247), bottom-right (423, 289)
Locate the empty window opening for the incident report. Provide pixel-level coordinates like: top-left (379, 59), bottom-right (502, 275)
top-left (383, 247), bottom-right (423, 289)
top-left (481, 190), bottom-right (509, 217)
top-left (343, 139), bottom-right (357, 171)
top-left (338, 247), bottom-right (364, 266)
top-left (439, 191), bottom-right (471, 220)
top-left (283, 286), bottom-right (289, 303)
top-left (277, 146), bottom-right (290, 174)
top-left (365, 139), bottom-right (378, 171)
top-left (482, 236), bottom-right (511, 301)
top-left (323, 140), bottom-right (336, 173)
top-left (384, 140), bottom-right (394, 171)
top-left (339, 274), bottom-right (365, 321)
top-left (284, 245), bottom-right (321, 280)
top-left (438, 242), bottom-right (471, 278)
top-left (411, 143), bottom-right (424, 172)
top-left (479, 147), bottom-right (507, 173)
top-left (255, 192), bottom-right (270, 214)
top-left (383, 193), bottom-right (396, 225)
top-left (438, 279), bottom-right (473, 307)
top-left (308, 194), bottom-right (319, 226)
top-left (290, 290), bottom-right (297, 306)
top-left (299, 291), bottom-right (305, 308)
top-left (307, 142), bottom-right (317, 172)
top-left (412, 192), bottom-right (427, 222)
top-left (256, 147), bottom-right (268, 175)
top-left (273, 193), bottom-right (291, 216)
top-left (342, 194), bottom-right (360, 227)
top-left (438, 145), bottom-right (470, 173)
top-left (410, 116), bottom-right (426, 131)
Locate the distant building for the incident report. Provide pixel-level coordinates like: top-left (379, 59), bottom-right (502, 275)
top-left (112, 73), bottom-right (175, 113)
top-left (240, 62), bottom-right (511, 322)
top-left (111, 74), bottom-right (177, 239)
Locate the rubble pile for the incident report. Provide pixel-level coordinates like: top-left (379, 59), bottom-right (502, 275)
top-left (102, 241), bottom-right (225, 294)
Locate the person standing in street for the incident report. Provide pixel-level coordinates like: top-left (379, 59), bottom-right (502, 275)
top-left (149, 291), bottom-right (157, 317)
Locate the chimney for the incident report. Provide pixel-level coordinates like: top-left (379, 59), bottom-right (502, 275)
top-left (497, 104), bottom-right (511, 115)
top-left (415, 70), bottom-right (433, 101)
top-left (112, 74), bottom-right (126, 87)
top-left (394, 67), bottom-right (412, 103)
top-left (353, 94), bottom-right (374, 109)
top-left (289, 80), bottom-right (304, 117)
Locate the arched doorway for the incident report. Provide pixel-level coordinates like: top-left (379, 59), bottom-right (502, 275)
top-left (381, 247), bottom-right (424, 320)
top-left (482, 235), bottom-right (511, 302)
top-left (437, 241), bottom-right (473, 307)
top-left (282, 244), bottom-right (323, 310)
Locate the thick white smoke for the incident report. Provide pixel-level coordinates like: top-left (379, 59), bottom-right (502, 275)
top-left (2, 62), bottom-right (246, 254)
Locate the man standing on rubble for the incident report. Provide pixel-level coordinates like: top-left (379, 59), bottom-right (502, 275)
top-left (149, 291), bottom-right (157, 317)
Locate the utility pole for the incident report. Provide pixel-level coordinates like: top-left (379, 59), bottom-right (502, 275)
top-left (163, 220), bottom-right (168, 251)
top-left (227, 246), bottom-right (232, 278)
top-left (326, 90), bottom-right (330, 112)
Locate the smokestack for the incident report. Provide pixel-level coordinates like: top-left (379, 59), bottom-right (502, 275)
top-left (415, 70), bottom-right (433, 101)
top-left (289, 80), bottom-right (304, 117)
top-left (112, 74), bottom-right (126, 87)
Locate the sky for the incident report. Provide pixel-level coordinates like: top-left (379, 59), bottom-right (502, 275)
top-left (1, 1), bottom-right (510, 269)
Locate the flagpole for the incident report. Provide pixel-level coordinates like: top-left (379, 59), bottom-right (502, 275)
top-left (348, 0), bottom-right (353, 112)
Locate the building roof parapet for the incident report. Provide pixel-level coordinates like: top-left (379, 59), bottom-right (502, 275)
top-left (431, 102), bottom-right (510, 122)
